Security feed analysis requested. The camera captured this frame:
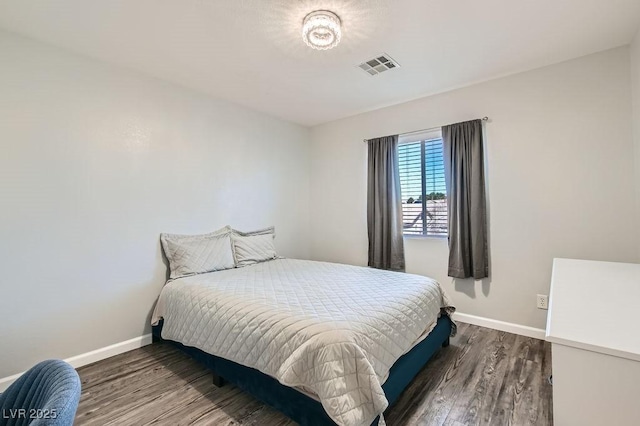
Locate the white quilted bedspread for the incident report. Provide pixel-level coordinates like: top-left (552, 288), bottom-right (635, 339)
top-left (151, 259), bottom-right (455, 426)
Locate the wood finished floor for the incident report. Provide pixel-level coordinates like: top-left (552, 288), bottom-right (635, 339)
top-left (75, 323), bottom-right (553, 426)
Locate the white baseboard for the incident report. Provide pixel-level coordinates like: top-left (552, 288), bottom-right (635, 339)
top-left (0, 315), bottom-right (544, 392)
top-left (452, 312), bottom-right (546, 340)
top-left (0, 334), bottom-right (152, 392)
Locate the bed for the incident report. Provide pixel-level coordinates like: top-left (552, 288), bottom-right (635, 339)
top-left (151, 258), bottom-right (455, 426)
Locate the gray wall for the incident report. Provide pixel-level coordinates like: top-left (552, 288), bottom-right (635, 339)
top-left (310, 47), bottom-right (640, 330)
top-left (0, 30), bottom-right (311, 378)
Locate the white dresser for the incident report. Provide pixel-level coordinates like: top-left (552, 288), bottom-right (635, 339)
top-left (546, 258), bottom-right (640, 426)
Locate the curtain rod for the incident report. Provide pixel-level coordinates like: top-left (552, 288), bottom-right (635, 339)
top-left (362, 117), bottom-right (489, 143)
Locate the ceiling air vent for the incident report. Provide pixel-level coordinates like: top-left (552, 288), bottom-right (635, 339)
top-left (358, 54), bottom-right (400, 76)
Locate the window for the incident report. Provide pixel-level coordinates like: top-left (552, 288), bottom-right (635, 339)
top-left (398, 130), bottom-right (448, 237)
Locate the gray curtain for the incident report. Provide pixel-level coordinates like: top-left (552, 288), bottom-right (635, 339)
top-left (367, 135), bottom-right (405, 271)
top-left (442, 120), bottom-right (489, 279)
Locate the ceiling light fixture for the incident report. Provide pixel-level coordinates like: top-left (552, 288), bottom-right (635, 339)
top-left (302, 10), bottom-right (342, 50)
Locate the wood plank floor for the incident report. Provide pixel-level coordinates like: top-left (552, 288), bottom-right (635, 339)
top-left (74, 323), bottom-right (553, 426)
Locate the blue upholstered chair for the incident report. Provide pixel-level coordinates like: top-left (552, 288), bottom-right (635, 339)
top-left (0, 360), bottom-right (81, 426)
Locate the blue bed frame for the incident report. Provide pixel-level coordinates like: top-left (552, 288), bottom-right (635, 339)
top-left (152, 315), bottom-right (452, 426)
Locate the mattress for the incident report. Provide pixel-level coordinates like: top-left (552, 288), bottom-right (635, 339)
top-left (151, 258), bottom-right (455, 426)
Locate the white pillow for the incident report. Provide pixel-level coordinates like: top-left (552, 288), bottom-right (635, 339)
top-left (161, 226), bottom-right (234, 279)
top-left (231, 226), bottom-right (275, 237)
top-left (231, 233), bottom-right (278, 267)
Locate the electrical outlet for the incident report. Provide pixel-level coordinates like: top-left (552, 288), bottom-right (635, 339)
top-left (537, 294), bottom-right (549, 310)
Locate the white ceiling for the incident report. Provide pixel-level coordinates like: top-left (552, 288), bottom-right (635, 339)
top-left (1, 0), bottom-right (639, 126)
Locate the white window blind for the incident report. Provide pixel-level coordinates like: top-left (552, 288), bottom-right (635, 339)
top-left (398, 134), bottom-right (448, 236)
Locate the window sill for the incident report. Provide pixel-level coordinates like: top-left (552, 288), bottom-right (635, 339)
top-left (403, 234), bottom-right (448, 240)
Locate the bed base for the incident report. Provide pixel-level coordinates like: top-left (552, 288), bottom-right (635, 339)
top-left (152, 315), bottom-right (452, 426)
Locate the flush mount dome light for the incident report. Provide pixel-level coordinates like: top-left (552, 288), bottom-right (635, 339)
top-left (302, 10), bottom-right (342, 50)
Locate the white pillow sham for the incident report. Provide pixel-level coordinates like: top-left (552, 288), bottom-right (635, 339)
top-left (161, 226), bottom-right (234, 280)
top-left (231, 232), bottom-right (277, 267)
top-left (231, 226), bottom-right (275, 237)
